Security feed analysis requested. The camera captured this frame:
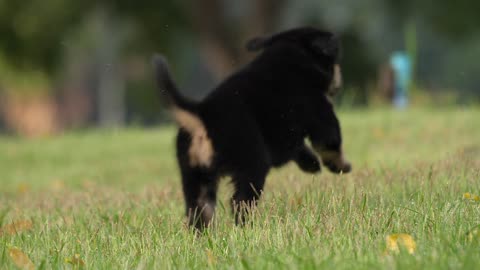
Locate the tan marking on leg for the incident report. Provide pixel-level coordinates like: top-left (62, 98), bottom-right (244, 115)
top-left (313, 144), bottom-right (351, 173)
top-left (320, 150), bottom-right (344, 164)
top-left (172, 107), bottom-right (214, 167)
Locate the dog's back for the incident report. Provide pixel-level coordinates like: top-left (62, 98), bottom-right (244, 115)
top-left (197, 40), bottom-right (334, 166)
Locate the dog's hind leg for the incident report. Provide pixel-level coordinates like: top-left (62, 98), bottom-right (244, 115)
top-left (181, 168), bottom-right (218, 230)
top-left (177, 129), bottom-right (218, 230)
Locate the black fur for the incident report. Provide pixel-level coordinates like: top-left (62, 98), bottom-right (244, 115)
top-left (152, 27), bottom-right (351, 230)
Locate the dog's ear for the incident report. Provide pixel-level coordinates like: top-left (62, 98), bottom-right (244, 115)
top-left (311, 35), bottom-right (339, 58)
top-left (246, 36), bottom-right (271, 51)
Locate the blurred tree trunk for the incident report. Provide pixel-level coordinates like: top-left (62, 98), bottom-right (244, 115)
top-left (377, 63), bottom-right (395, 103)
top-left (191, 0), bottom-right (286, 80)
top-left (191, 0), bottom-right (239, 80)
top-left (58, 58), bottom-right (96, 129)
top-left (0, 88), bottom-right (5, 132)
top-left (94, 8), bottom-right (127, 128)
top-left (241, 0), bottom-right (285, 61)
top-left (58, 7), bottom-right (132, 129)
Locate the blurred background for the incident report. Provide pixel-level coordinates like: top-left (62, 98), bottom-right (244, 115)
top-left (0, 0), bottom-right (479, 137)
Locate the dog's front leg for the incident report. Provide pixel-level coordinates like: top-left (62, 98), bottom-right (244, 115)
top-left (293, 145), bottom-right (322, 173)
top-left (308, 106), bottom-right (352, 174)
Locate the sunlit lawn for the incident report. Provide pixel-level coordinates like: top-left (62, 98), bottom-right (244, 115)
top-left (1, 107), bottom-right (480, 269)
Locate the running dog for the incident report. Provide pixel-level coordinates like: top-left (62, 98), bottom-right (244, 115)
top-left (152, 27), bottom-right (352, 229)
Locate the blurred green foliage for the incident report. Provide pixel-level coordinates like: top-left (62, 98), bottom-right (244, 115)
top-left (0, 0), bottom-right (188, 73)
top-left (386, 0), bottom-right (480, 40)
top-left (1, 0), bottom-right (479, 74)
top-left (0, 0), bottom-right (478, 126)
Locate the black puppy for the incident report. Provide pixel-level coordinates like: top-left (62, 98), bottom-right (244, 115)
top-left (152, 27), bottom-right (352, 229)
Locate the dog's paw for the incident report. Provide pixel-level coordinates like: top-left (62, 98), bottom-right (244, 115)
top-left (324, 160), bottom-right (352, 174)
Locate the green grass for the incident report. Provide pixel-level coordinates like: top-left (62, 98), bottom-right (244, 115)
top-left (1, 107), bottom-right (480, 269)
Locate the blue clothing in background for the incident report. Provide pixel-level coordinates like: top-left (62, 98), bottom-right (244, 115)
top-left (390, 51), bottom-right (411, 108)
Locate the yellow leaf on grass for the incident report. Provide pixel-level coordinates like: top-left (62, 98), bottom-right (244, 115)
top-left (50, 179), bottom-right (65, 191)
top-left (463, 192), bottom-right (480, 202)
top-left (386, 234), bottom-right (416, 254)
top-left (206, 249), bottom-right (216, 265)
top-left (372, 128), bottom-right (385, 139)
top-left (18, 183), bottom-right (30, 194)
top-left (0, 220), bottom-right (33, 235)
top-left (468, 228), bottom-right (480, 242)
top-left (8, 248), bottom-right (35, 270)
top-left (65, 254), bottom-right (85, 266)
top-left (82, 179), bottom-right (96, 189)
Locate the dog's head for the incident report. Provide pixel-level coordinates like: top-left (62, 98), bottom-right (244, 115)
top-left (246, 27), bottom-right (342, 97)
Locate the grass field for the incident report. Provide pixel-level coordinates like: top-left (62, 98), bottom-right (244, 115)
top-left (1, 108), bottom-right (480, 269)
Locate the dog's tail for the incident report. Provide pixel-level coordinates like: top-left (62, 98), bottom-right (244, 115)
top-left (152, 53), bottom-right (198, 113)
top-left (152, 53), bottom-right (208, 139)
top-left (152, 53), bottom-right (214, 167)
